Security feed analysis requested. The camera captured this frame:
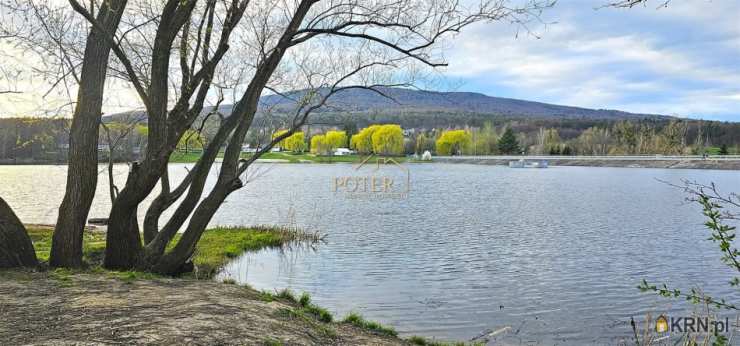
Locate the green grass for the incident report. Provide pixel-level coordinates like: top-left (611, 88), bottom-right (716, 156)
top-left (245, 151), bottom-right (365, 163)
top-left (297, 292), bottom-right (333, 323)
top-left (168, 148), bottom-right (411, 164)
top-left (702, 146), bottom-right (739, 155)
top-left (705, 147), bottom-right (722, 155)
top-left (27, 225), bottom-right (316, 279)
top-left (263, 290), bottom-right (333, 323)
top-left (275, 306), bottom-right (337, 338)
top-left (180, 225), bottom-right (308, 275)
top-left (276, 288), bottom-right (298, 303)
top-left (27, 226), bottom-right (106, 264)
top-left (169, 150), bottom-right (207, 163)
top-left (342, 312), bottom-right (398, 337)
top-left (47, 267), bottom-right (75, 285)
top-left (254, 152), bottom-right (414, 164)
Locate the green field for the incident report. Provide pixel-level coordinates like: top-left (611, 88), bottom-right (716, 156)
top-left (169, 150), bottom-right (415, 164)
top-left (256, 152), bottom-right (362, 163)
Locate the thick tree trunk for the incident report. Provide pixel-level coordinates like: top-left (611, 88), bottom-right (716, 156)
top-left (103, 165), bottom-right (152, 269)
top-left (50, 0), bottom-right (127, 268)
top-left (103, 203), bottom-right (144, 269)
top-left (151, 185), bottom-right (231, 274)
top-left (0, 197), bottom-right (38, 268)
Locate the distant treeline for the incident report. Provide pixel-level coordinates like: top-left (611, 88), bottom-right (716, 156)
top-left (413, 120), bottom-right (738, 156)
top-left (2, 113), bottom-right (739, 161)
top-left (0, 118), bottom-right (146, 162)
top-left (0, 118), bottom-right (70, 162)
top-left (303, 112), bottom-right (740, 155)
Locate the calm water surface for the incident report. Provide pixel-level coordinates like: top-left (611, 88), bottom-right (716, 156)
top-left (1, 163), bottom-right (739, 344)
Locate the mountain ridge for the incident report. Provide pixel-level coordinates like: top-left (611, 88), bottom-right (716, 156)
top-left (105, 87), bottom-right (674, 123)
top-left (255, 87), bottom-right (672, 120)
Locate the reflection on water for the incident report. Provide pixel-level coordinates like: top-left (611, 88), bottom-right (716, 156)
top-left (1, 163), bottom-right (739, 343)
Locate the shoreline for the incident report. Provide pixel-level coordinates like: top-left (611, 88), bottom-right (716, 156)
top-left (3, 226), bottom-right (454, 345)
top-left (4, 156), bottom-right (740, 170)
top-left (432, 157), bottom-right (740, 170)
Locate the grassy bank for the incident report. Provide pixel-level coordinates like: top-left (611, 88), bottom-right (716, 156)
top-left (26, 225), bottom-right (317, 277)
top-left (190, 225), bottom-right (323, 275)
top-left (256, 152), bottom-right (364, 163)
top-left (168, 150), bottom-right (414, 164)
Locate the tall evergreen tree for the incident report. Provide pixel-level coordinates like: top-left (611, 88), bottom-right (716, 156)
top-left (719, 144), bottom-right (729, 155)
top-left (498, 128), bottom-right (520, 154)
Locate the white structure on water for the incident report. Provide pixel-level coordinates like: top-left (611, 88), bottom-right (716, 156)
top-left (509, 159), bottom-right (548, 168)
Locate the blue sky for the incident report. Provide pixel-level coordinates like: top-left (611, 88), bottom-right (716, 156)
top-left (443, 0), bottom-right (740, 121)
top-left (1, 1), bottom-right (737, 121)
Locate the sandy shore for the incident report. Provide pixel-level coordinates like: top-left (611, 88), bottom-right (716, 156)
top-left (0, 270), bottom-right (405, 346)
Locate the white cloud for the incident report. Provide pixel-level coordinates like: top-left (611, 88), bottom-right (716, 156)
top-left (442, 0), bottom-right (740, 119)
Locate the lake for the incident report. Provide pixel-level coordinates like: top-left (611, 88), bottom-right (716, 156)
top-left (1, 163), bottom-right (739, 344)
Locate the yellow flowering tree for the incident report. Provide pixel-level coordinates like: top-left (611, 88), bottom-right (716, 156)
top-left (350, 125), bottom-right (381, 154)
top-left (371, 124), bottom-right (404, 156)
top-left (177, 129), bottom-right (205, 153)
top-left (273, 130), bottom-right (306, 152)
top-left (435, 129), bottom-right (471, 156)
top-left (324, 130), bottom-right (347, 150)
top-left (310, 135), bottom-right (332, 155)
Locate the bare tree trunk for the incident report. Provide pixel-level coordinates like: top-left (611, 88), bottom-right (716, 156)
top-left (50, 0), bottom-right (128, 268)
top-left (142, 169), bottom-right (172, 245)
top-left (103, 0), bottom-right (198, 270)
top-left (0, 197), bottom-right (38, 268)
top-left (103, 164), bottom-right (152, 269)
top-left (151, 185), bottom-right (231, 274)
top-left (149, 1), bottom-right (315, 274)
top-left (143, 121), bottom-right (233, 264)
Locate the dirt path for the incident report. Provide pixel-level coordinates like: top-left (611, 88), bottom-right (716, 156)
top-left (0, 270), bottom-right (404, 345)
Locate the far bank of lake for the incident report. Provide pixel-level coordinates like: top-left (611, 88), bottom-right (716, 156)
top-left (434, 155), bottom-right (740, 170)
top-left (4, 153), bottom-right (740, 171)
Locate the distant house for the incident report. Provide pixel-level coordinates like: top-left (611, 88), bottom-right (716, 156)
top-left (333, 148), bottom-right (353, 156)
